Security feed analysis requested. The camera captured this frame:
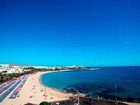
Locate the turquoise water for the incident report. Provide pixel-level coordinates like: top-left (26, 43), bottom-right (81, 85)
top-left (41, 67), bottom-right (140, 101)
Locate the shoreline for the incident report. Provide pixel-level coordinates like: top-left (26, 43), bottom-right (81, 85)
top-left (39, 70), bottom-right (140, 105)
top-left (39, 70), bottom-right (74, 92)
top-left (39, 71), bottom-right (71, 96)
top-left (1, 70), bottom-right (140, 105)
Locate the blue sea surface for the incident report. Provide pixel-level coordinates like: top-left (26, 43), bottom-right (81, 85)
top-left (41, 67), bottom-right (140, 100)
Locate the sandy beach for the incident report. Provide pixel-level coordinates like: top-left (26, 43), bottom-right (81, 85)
top-left (2, 71), bottom-right (73, 105)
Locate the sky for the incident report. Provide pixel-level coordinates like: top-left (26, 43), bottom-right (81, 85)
top-left (0, 0), bottom-right (140, 66)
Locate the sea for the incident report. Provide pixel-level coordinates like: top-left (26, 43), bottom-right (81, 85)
top-left (40, 66), bottom-right (140, 101)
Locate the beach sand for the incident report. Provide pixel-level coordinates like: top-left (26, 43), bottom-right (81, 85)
top-left (2, 72), bottom-right (73, 105)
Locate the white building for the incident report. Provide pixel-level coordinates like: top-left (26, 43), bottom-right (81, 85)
top-left (0, 64), bottom-right (24, 74)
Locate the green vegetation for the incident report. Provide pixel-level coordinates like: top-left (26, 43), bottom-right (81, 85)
top-left (0, 73), bottom-right (20, 82)
top-left (39, 101), bottom-right (50, 105)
